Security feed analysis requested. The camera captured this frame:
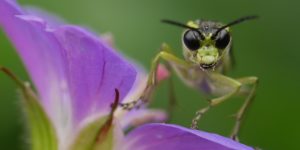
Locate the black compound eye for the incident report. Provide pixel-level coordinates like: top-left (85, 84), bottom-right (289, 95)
top-left (183, 30), bottom-right (202, 51)
top-left (215, 30), bottom-right (231, 49)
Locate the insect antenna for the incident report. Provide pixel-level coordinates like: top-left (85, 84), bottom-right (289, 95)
top-left (161, 19), bottom-right (199, 30)
top-left (211, 15), bottom-right (259, 39)
top-left (162, 19), bottom-right (204, 39)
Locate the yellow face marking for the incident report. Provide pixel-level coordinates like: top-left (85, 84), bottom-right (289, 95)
top-left (225, 27), bottom-right (230, 32)
top-left (187, 21), bottom-right (199, 29)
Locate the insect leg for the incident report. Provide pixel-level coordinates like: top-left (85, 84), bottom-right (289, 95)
top-left (230, 76), bottom-right (258, 141)
top-left (120, 44), bottom-right (190, 110)
top-left (191, 73), bottom-right (242, 129)
top-left (164, 63), bottom-right (177, 121)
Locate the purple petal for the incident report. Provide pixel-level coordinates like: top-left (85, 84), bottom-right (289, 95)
top-left (0, 0), bottom-right (69, 121)
top-left (24, 6), bottom-right (65, 28)
top-left (54, 25), bottom-right (136, 123)
top-left (0, 0), bottom-right (136, 126)
top-left (122, 123), bottom-right (254, 150)
top-left (119, 109), bottom-right (167, 129)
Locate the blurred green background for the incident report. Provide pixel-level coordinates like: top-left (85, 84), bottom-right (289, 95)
top-left (1, 0), bottom-right (299, 149)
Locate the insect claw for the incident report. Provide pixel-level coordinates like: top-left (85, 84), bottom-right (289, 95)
top-left (230, 134), bottom-right (239, 142)
top-left (119, 97), bottom-right (148, 111)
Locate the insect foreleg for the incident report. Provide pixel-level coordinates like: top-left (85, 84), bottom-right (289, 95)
top-left (230, 76), bottom-right (258, 141)
top-left (164, 63), bottom-right (177, 121)
top-left (191, 73), bottom-right (242, 129)
top-left (120, 44), bottom-right (189, 110)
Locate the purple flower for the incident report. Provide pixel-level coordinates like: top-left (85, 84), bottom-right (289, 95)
top-left (121, 123), bottom-right (254, 150)
top-left (0, 0), bottom-right (254, 150)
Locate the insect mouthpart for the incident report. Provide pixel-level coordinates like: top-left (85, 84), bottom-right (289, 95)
top-left (200, 62), bottom-right (217, 70)
top-left (194, 45), bottom-right (219, 70)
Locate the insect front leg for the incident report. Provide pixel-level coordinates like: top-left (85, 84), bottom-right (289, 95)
top-left (230, 76), bottom-right (258, 141)
top-left (164, 63), bottom-right (178, 121)
top-left (191, 73), bottom-right (242, 129)
top-left (120, 44), bottom-right (190, 110)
